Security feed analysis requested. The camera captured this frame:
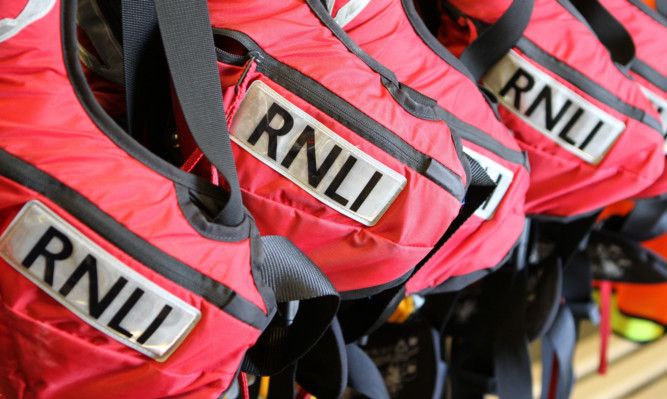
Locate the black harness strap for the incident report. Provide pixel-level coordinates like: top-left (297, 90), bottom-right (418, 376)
top-left (456, 0), bottom-right (535, 81)
top-left (568, 0), bottom-right (636, 69)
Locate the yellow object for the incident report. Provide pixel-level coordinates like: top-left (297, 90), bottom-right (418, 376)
top-left (387, 295), bottom-right (416, 323)
top-left (258, 376), bottom-right (270, 399)
top-left (593, 290), bottom-right (664, 343)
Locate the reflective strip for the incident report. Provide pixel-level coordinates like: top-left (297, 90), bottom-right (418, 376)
top-left (332, 0), bottom-right (372, 28)
top-left (0, 0), bottom-right (56, 43)
top-left (483, 50), bottom-right (626, 164)
top-left (0, 201), bottom-right (200, 362)
top-left (638, 84), bottom-right (667, 153)
top-left (463, 147), bottom-right (514, 220)
top-left (230, 81), bottom-right (406, 226)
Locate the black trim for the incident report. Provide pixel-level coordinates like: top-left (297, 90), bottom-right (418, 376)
top-left (339, 268), bottom-right (413, 300)
top-left (60, 0), bottom-right (274, 328)
top-left (304, 0), bottom-right (398, 85)
top-left (401, 0), bottom-right (476, 81)
top-left (516, 36), bottom-right (664, 132)
top-left (436, 107), bottom-right (530, 169)
top-left (526, 206), bottom-right (602, 222)
top-left (399, 0), bottom-right (528, 173)
top-left (214, 29), bottom-right (466, 201)
top-left (0, 148), bottom-right (269, 329)
top-left (633, 59), bottom-right (667, 94)
top-left (382, 77), bottom-right (441, 121)
top-left (303, 0), bottom-right (449, 122)
top-left (416, 238), bottom-right (519, 295)
top-left (556, 0), bottom-right (603, 40)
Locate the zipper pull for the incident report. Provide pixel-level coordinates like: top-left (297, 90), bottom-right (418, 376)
top-left (228, 52), bottom-right (261, 126)
top-left (235, 52), bottom-right (261, 94)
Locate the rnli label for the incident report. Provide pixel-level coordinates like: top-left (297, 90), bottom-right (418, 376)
top-left (638, 85), bottom-right (667, 153)
top-left (229, 81), bottom-right (406, 226)
top-left (0, 201), bottom-right (200, 362)
top-left (463, 147), bottom-right (514, 220)
top-left (483, 51), bottom-right (626, 164)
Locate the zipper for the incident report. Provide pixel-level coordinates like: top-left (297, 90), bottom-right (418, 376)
top-left (214, 29), bottom-right (465, 199)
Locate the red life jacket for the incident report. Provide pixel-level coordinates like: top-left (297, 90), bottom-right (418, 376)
top-left (325, 0), bottom-right (530, 293)
top-left (197, 0), bottom-right (472, 297)
top-left (593, 0), bottom-right (667, 197)
top-left (0, 0), bottom-right (338, 397)
top-left (440, 0), bottom-right (666, 218)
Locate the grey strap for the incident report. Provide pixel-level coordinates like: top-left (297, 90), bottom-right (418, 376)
top-left (540, 305), bottom-right (576, 399)
top-left (243, 236), bottom-right (340, 376)
top-left (150, 0), bottom-right (245, 226)
top-left (457, 0), bottom-right (535, 81)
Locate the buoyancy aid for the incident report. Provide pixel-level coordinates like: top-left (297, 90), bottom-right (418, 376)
top-left (198, 0), bottom-right (474, 297)
top-left (0, 0), bottom-right (338, 397)
top-left (440, 0), bottom-right (666, 218)
top-left (325, 0), bottom-right (531, 293)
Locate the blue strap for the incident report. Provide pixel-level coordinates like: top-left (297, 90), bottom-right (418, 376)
top-left (540, 304), bottom-right (577, 399)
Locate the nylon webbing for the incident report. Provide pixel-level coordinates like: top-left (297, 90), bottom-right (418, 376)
top-left (242, 236), bottom-right (339, 376)
top-left (457, 0), bottom-right (535, 81)
top-left (346, 343), bottom-right (391, 399)
top-left (540, 305), bottom-right (577, 399)
top-left (568, 0), bottom-right (636, 68)
top-left (296, 319), bottom-right (348, 399)
top-left (146, 0), bottom-right (245, 226)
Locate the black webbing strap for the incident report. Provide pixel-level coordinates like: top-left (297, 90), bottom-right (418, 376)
top-left (563, 250), bottom-right (600, 325)
top-left (457, 0), bottom-right (535, 81)
top-left (265, 318), bottom-right (347, 399)
top-left (568, 0), bottom-right (636, 68)
top-left (525, 254), bottom-right (562, 342)
top-left (536, 211), bottom-right (601, 269)
top-left (619, 196), bottom-right (667, 241)
top-left (243, 236), bottom-right (340, 376)
top-left (267, 364), bottom-right (297, 399)
top-left (338, 285), bottom-right (406, 343)
top-left (539, 304), bottom-right (577, 399)
top-left (121, 0), bottom-right (177, 162)
top-left (492, 267), bottom-right (533, 399)
top-left (346, 343), bottom-right (391, 399)
top-left (135, 0), bottom-right (245, 226)
top-left (121, 0), bottom-right (159, 137)
top-left (296, 318), bottom-right (348, 399)
top-left (448, 263), bottom-right (533, 399)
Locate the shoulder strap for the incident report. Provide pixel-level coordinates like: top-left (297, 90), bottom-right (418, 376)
top-left (567, 0), bottom-right (636, 69)
top-left (244, 236), bottom-right (340, 376)
top-left (456, 0), bottom-right (535, 81)
top-left (539, 304), bottom-right (577, 399)
top-left (346, 343), bottom-right (391, 399)
top-left (121, 0), bottom-right (341, 377)
top-left (122, 0), bottom-right (244, 226)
